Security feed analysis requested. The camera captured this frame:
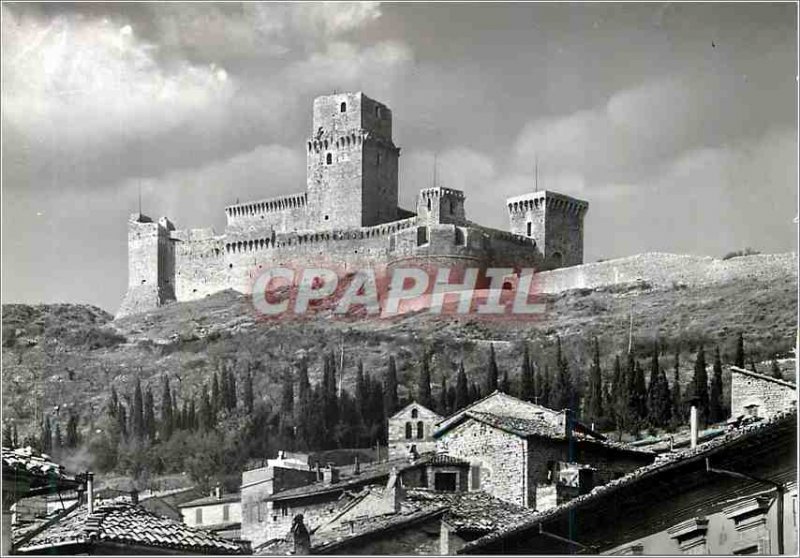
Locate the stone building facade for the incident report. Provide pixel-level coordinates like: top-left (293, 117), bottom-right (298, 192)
top-left (729, 365), bottom-right (797, 421)
top-left (387, 402), bottom-right (443, 459)
top-left (117, 92), bottom-right (589, 318)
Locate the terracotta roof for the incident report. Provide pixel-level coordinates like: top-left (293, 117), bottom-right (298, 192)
top-left (407, 489), bottom-right (538, 534)
top-left (448, 412), bottom-right (652, 456)
top-left (417, 453), bottom-right (471, 466)
top-left (266, 454), bottom-right (431, 502)
top-left (15, 497), bottom-right (249, 555)
top-left (179, 492), bottom-right (241, 508)
top-left (2, 446), bottom-right (80, 492)
top-left (460, 407), bottom-right (798, 553)
top-left (729, 365), bottom-right (797, 389)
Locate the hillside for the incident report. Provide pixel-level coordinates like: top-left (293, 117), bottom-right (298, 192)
top-left (2, 252), bottom-right (797, 447)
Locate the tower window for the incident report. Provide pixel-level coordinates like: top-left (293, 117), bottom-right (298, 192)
top-left (526, 222), bottom-right (532, 237)
top-left (426, 198), bottom-right (432, 212)
top-left (340, 102), bottom-right (346, 112)
top-left (326, 153), bottom-right (332, 165)
top-left (405, 422), bottom-right (413, 439)
top-left (375, 106), bottom-right (381, 117)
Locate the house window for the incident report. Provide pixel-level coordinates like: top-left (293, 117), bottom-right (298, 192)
top-left (745, 404), bottom-right (760, 418)
top-left (405, 422), bottom-right (413, 439)
top-left (527, 222), bottom-right (532, 237)
top-left (223, 504), bottom-right (230, 522)
top-left (340, 102), bottom-right (346, 112)
top-left (411, 408), bottom-right (418, 418)
top-left (435, 472), bottom-right (458, 492)
top-left (417, 226), bottom-right (429, 246)
top-left (195, 508), bottom-right (203, 525)
top-left (455, 228), bottom-right (465, 246)
top-left (326, 153), bottom-right (332, 165)
top-left (470, 465), bottom-right (481, 490)
top-left (417, 421), bottom-right (424, 439)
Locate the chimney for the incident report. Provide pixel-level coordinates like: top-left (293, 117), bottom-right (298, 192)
top-left (130, 489), bottom-right (138, 505)
top-left (322, 465), bottom-right (339, 485)
top-left (215, 485), bottom-right (222, 500)
top-left (354, 455), bottom-right (361, 475)
top-left (86, 472), bottom-right (95, 515)
top-left (384, 467), bottom-right (404, 513)
top-left (290, 514), bottom-right (310, 555)
top-left (690, 406), bottom-right (699, 449)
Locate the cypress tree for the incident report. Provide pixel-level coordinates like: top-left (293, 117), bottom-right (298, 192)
top-left (200, 386), bottom-right (212, 431)
top-left (108, 387), bottom-right (119, 419)
top-left (384, 355), bottom-right (399, 416)
top-left (211, 372), bottom-right (221, 418)
top-left (418, 352), bottom-right (433, 408)
top-left (355, 360), bottom-right (366, 418)
top-left (144, 388), bottom-right (156, 441)
top-left (243, 370), bottom-right (254, 415)
top-left (585, 337), bottom-right (604, 420)
top-left (550, 356), bottom-right (573, 411)
top-left (160, 376), bottom-right (173, 441)
top-left (519, 344), bottom-right (535, 402)
top-left (540, 365), bottom-right (551, 408)
top-left (439, 374), bottom-right (449, 416)
top-left (708, 347), bottom-right (725, 423)
top-left (646, 343), bottom-right (660, 424)
top-left (228, 369), bottom-right (238, 410)
top-left (734, 332), bottom-right (745, 368)
top-left (54, 422), bottom-right (63, 449)
top-left (118, 403), bottom-right (128, 439)
top-left (470, 382), bottom-right (481, 403)
top-left (132, 378), bottom-right (144, 439)
top-left (486, 344), bottom-right (499, 393)
top-left (692, 346), bottom-right (710, 425)
top-left (500, 369), bottom-right (510, 394)
top-left (66, 414), bottom-right (79, 448)
top-left (446, 385), bottom-right (456, 415)
top-left (42, 417), bottom-right (52, 452)
top-left (455, 362), bottom-right (469, 410)
top-left (671, 348), bottom-right (683, 424)
top-left (611, 355), bottom-right (624, 431)
top-left (2, 423), bottom-right (13, 448)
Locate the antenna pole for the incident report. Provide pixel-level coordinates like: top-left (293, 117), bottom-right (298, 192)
top-left (138, 182), bottom-right (142, 215)
top-left (628, 301), bottom-right (634, 354)
top-left (535, 154), bottom-right (539, 192)
top-left (433, 152), bottom-right (438, 188)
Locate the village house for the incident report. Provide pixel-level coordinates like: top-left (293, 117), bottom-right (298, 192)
top-left (729, 364), bottom-right (797, 421)
top-left (432, 391), bottom-right (655, 509)
top-left (179, 486), bottom-right (243, 540)
top-left (2, 446), bottom-right (82, 555)
top-left (460, 406), bottom-right (798, 555)
top-left (387, 401), bottom-right (442, 459)
top-left (14, 490), bottom-right (250, 555)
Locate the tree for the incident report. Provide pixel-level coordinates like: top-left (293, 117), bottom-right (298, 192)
top-left (384, 355), bottom-right (399, 416)
top-left (455, 362), bottom-right (469, 411)
top-left (734, 332), bottom-right (745, 368)
top-left (160, 376), bottom-right (173, 441)
top-left (691, 346), bottom-right (710, 425)
top-left (144, 388), bottom-right (156, 441)
top-left (708, 347), bottom-right (725, 423)
top-left (438, 374), bottom-right (449, 416)
top-left (610, 355), bottom-right (624, 431)
top-left (486, 344), bottom-right (499, 393)
top-left (519, 344), bottom-right (535, 402)
top-left (550, 353), bottom-right (574, 411)
top-left (585, 337), bottom-right (604, 421)
top-left (132, 378), bottom-right (144, 439)
top-left (42, 416), bottom-right (53, 452)
top-left (243, 370), bottom-right (255, 415)
top-left (211, 373), bottom-right (221, 419)
top-left (108, 387), bottom-right (119, 420)
top-left (2, 423), bottom-right (13, 447)
top-left (54, 422), bottom-right (63, 449)
top-left (539, 365), bottom-right (551, 408)
top-left (199, 386), bottom-right (212, 432)
top-left (66, 414), bottom-right (79, 448)
top-left (771, 359), bottom-right (783, 380)
top-left (500, 369), bottom-right (510, 394)
top-left (417, 352), bottom-right (433, 408)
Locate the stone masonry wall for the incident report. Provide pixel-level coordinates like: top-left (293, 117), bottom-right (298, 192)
top-left (388, 403), bottom-right (442, 459)
top-left (436, 419), bottom-right (529, 507)
top-left (730, 369), bottom-right (796, 420)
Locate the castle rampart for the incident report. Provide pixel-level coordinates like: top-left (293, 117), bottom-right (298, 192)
top-left (116, 93), bottom-right (587, 318)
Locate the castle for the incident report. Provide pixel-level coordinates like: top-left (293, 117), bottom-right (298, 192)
top-left (117, 92), bottom-right (589, 318)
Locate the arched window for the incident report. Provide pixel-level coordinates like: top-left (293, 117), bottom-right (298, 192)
top-left (326, 153), bottom-right (332, 165)
top-left (340, 102), bottom-right (346, 112)
top-left (411, 408), bottom-right (418, 418)
top-left (405, 422), bottom-right (413, 439)
top-left (417, 421), bottom-right (424, 439)
top-left (526, 222), bottom-right (532, 237)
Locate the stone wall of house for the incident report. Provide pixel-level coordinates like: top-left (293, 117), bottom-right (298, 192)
top-left (730, 370), bottom-right (796, 420)
top-left (181, 501), bottom-right (241, 528)
top-left (436, 419), bottom-right (530, 507)
top-left (388, 403), bottom-right (442, 459)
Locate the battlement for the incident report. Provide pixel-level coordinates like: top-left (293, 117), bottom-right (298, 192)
top-left (225, 193), bottom-right (308, 220)
top-left (311, 92), bottom-right (392, 142)
top-left (419, 186), bottom-right (466, 200)
top-left (507, 190), bottom-right (589, 216)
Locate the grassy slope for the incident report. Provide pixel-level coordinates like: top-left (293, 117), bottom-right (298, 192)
top-left (2, 257), bottom-right (797, 443)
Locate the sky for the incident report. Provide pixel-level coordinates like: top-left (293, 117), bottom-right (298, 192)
top-left (2, 2), bottom-right (797, 313)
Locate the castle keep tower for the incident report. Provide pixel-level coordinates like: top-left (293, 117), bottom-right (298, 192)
top-left (306, 92), bottom-right (400, 228)
top-left (117, 214), bottom-right (176, 318)
top-left (506, 191), bottom-right (589, 269)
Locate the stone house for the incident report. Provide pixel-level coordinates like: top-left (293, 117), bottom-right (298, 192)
top-left (387, 401), bottom-right (442, 459)
top-left (729, 365), bottom-right (797, 421)
top-left (179, 486), bottom-right (243, 540)
top-left (461, 408), bottom-right (798, 555)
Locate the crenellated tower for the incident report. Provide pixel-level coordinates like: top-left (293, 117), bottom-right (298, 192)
top-left (306, 92), bottom-right (400, 229)
top-left (506, 190), bottom-right (589, 269)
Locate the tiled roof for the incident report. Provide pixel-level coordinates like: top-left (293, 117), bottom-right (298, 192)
top-left (179, 492), bottom-right (241, 508)
top-left (16, 497), bottom-right (249, 555)
top-left (266, 454), bottom-right (431, 502)
top-left (407, 489), bottom-right (538, 534)
top-left (417, 453), bottom-right (470, 466)
top-left (2, 446), bottom-right (80, 491)
top-left (458, 412), bottom-right (652, 455)
top-left (461, 407), bottom-right (798, 553)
